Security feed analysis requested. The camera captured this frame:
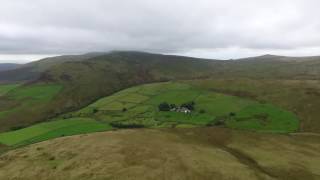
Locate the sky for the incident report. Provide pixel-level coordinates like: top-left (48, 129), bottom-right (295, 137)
top-left (1, 0), bottom-right (320, 63)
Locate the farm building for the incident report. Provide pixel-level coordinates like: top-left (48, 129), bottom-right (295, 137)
top-left (170, 107), bottom-right (191, 114)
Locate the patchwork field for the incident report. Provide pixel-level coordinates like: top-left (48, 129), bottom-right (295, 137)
top-left (186, 78), bottom-right (320, 133)
top-left (70, 82), bottom-right (298, 133)
top-left (0, 82), bottom-right (300, 150)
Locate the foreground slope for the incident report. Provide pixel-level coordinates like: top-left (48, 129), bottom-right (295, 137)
top-left (0, 128), bottom-right (318, 180)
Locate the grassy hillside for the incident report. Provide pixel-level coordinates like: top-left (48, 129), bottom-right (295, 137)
top-left (0, 84), bottom-right (20, 96)
top-left (187, 78), bottom-right (320, 133)
top-left (0, 52), bottom-right (318, 179)
top-left (0, 118), bottom-right (111, 147)
top-left (0, 82), bottom-right (299, 150)
top-left (69, 82), bottom-right (298, 133)
top-left (0, 52), bottom-right (219, 132)
top-left (26, 52), bottom-right (106, 72)
top-left (0, 53), bottom-right (102, 83)
top-left (0, 51), bottom-right (319, 133)
top-left (0, 128), bottom-right (318, 180)
top-left (0, 83), bottom-right (62, 131)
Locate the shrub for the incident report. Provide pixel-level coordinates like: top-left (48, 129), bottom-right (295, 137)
top-left (229, 112), bottom-right (236, 117)
top-left (212, 116), bottom-right (227, 126)
top-left (214, 120), bottom-right (225, 126)
top-left (92, 108), bottom-right (98, 114)
top-left (199, 109), bottom-right (206, 114)
top-left (48, 156), bottom-right (55, 161)
top-left (158, 102), bottom-right (171, 111)
top-left (10, 126), bottom-right (26, 131)
top-left (122, 107), bottom-right (127, 112)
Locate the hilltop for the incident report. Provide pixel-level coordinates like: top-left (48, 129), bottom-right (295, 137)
top-left (1, 51), bottom-right (320, 83)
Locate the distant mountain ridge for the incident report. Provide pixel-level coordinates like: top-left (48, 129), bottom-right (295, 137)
top-left (0, 53), bottom-right (105, 82)
top-left (0, 63), bottom-right (21, 72)
top-left (1, 51), bottom-right (320, 83)
top-left (238, 54), bottom-right (320, 62)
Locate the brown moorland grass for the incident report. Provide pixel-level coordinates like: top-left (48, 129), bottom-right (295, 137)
top-left (0, 128), bottom-right (319, 180)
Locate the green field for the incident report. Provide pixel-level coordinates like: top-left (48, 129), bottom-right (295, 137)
top-left (0, 84), bottom-right (20, 96)
top-left (0, 118), bottom-right (112, 146)
top-left (71, 82), bottom-right (299, 132)
top-left (7, 83), bottom-right (62, 101)
top-left (0, 82), bottom-right (300, 148)
top-left (0, 83), bottom-right (62, 120)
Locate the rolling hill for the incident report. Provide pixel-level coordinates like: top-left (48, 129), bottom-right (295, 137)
top-left (0, 53), bottom-right (104, 83)
top-left (0, 51), bottom-right (320, 133)
top-left (0, 81), bottom-right (300, 149)
top-left (2, 51), bottom-right (320, 83)
top-left (0, 51), bottom-right (319, 180)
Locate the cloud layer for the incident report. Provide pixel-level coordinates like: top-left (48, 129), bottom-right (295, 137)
top-left (1, 0), bottom-right (320, 61)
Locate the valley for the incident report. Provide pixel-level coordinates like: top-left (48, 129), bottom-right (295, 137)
top-left (0, 52), bottom-right (319, 179)
top-left (2, 1), bottom-right (320, 179)
top-left (0, 81), bottom-right (300, 149)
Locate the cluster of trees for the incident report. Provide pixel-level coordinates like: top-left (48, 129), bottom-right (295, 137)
top-left (181, 101), bottom-right (195, 110)
top-left (158, 102), bottom-right (172, 111)
top-left (158, 101), bottom-right (195, 111)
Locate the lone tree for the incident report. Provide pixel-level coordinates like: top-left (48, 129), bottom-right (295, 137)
top-left (158, 102), bottom-right (171, 111)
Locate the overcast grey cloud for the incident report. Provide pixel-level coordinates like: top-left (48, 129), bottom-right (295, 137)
top-left (1, 0), bottom-right (320, 62)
